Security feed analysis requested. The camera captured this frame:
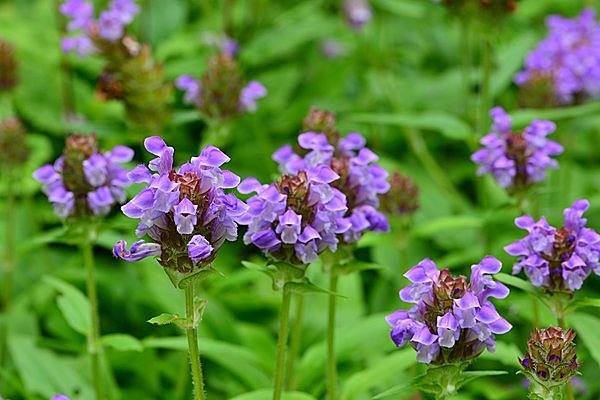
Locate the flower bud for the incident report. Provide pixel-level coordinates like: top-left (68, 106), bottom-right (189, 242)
top-left (0, 37), bottom-right (17, 91)
top-left (380, 171), bottom-right (419, 216)
top-left (0, 117), bottom-right (28, 168)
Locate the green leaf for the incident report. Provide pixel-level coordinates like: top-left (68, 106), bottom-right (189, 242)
top-left (146, 313), bottom-right (188, 328)
top-left (411, 215), bottom-right (483, 238)
top-left (510, 102), bottom-right (600, 127)
top-left (285, 280), bottom-right (341, 296)
top-left (570, 313), bottom-right (600, 366)
top-left (229, 389), bottom-right (317, 400)
top-left (565, 298), bottom-right (600, 313)
top-left (460, 370), bottom-right (508, 386)
top-left (372, 373), bottom-right (426, 399)
top-left (495, 273), bottom-right (538, 297)
top-left (348, 112), bottom-right (472, 141)
top-left (43, 276), bottom-right (91, 336)
top-left (101, 333), bottom-right (144, 352)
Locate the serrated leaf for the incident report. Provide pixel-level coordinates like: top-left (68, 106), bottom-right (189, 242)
top-left (101, 333), bottom-right (144, 352)
top-left (43, 276), bottom-right (90, 336)
top-left (348, 112), bottom-right (471, 141)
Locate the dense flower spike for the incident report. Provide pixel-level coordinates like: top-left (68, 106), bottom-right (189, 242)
top-left (114, 137), bottom-right (248, 276)
top-left (505, 199), bottom-right (600, 292)
top-left (33, 134), bottom-right (132, 218)
top-left (176, 54), bottom-right (266, 120)
top-left (60, 0), bottom-right (139, 55)
top-left (515, 9), bottom-right (600, 106)
top-left (0, 117), bottom-right (28, 168)
top-left (273, 108), bottom-right (390, 244)
top-left (380, 171), bottom-right (419, 216)
top-left (238, 168), bottom-right (350, 265)
top-left (0, 37), bottom-right (17, 91)
top-left (471, 107), bottom-right (562, 192)
top-left (386, 257), bottom-right (511, 365)
top-left (520, 327), bottom-right (580, 394)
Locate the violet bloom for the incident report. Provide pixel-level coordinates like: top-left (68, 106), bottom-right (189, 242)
top-left (515, 9), bottom-right (600, 105)
top-left (175, 75), bottom-right (202, 107)
top-left (386, 257), bottom-right (512, 365)
top-left (505, 199), bottom-right (600, 292)
top-left (239, 81), bottom-right (267, 113)
top-left (238, 168), bottom-right (350, 265)
top-left (60, 0), bottom-right (140, 55)
top-left (471, 107), bottom-right (563, 192)
top-left (51, 396), bottom-right (70, 400)
top-left (274, 128), bottom-right (390, 244)
top-left (33, 134), bottom-right (133, 219)
top-left (343, 0), bottom-right (372, 30)
top-left (113, 137), bottom-right (248, 277)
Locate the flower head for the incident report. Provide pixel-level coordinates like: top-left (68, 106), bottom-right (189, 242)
top-left (0, 37), bottom-right (17, 91)
top-left (520, 327), bottom-right (580, 389)
top-left (505, 199), bottom-right (600, 292)
top-left (386, 257), bottom-right (511, 365)
top-left (471, 107), bottom-right (562, 191)
top-left (273, 108), bottom-right (390, 244)
top-left (114, 137), bottom-right (247, 278)
top-left (238, 168), bottom-right (350, 265)
top-left (380, 171), bottom-right (419, 216)
top-left (515, 9), bottom-right (600, 106)
top-left (0, 117), bottom-right (28, 168)
top-left (33, 134), bottom-right (133, 218)
top-left (175, 54), bottom-right (266, 120)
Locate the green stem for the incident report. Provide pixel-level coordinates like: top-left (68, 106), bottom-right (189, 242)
top-left (185, 284), bottom-right (206, 400)
top-left (405, 128), bottom-right (466, 213)
top-left (284, 294), bottom-right (304, 390)
top-left (82, 233), bottom-right (104, 400)
top-left (273, 286), bottom-right (292, 400)
top-left (0, 168), bottom-right (15, 376)
top-left (327, 274), bottom-right (339, 400)
top-left (553, 299), bottom-right (573, 400)
top-left (477, 34), bottom-right (493, 138)
top-left (53, 0), bottom-right (75, 119)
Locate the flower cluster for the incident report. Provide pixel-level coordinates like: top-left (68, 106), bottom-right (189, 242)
top-left (0, 117), bottom-right (28, 168)
top-left (238, 167), bottom-right (350, 265)
top-left (176, 54), bottom-right (267, 120)
top-left (515, 9), bottom-right (600, 106)
top-left (380, 171), bottom-right (419, 216)
top-left (33, 134), bottom-right (132, 218)
top-left (113, 137), bottom-right (248, 276)
top-left (471, 107), bottom-right (562, 191)
top-left (386, 257), bottom-right (511, 364)
top-left (273, 110), bottom-right (390, 244)
top-left (60, 0), bottom-right (140, 56)
top-left (520, 327), bottom-right (580, 389)
top-left (0, 37), bottom-right (17, 91)
top-left (505, 199), bottom-right (600, 292)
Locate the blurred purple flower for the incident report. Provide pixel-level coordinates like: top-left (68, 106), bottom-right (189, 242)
top-left (505, 199), bottom-right (600, 292)
top-left (343, 0), bottom-right (372, 30)
top-left (33, 135), bottom-right (133, 218)
top-left (471, 107), bottom-right (563, 191)
top-left (114, 137), bottom-right (248, 271)
top-left (386, 257), bottom-right (511, 364)
top-left (515, 9), bottom-right (600, 105)
top-left (175, 75), bottom-right (202, 107)
top-left (239, 81), bottom-right (267, 112)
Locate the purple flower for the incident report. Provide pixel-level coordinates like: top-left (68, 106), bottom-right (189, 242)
top-left (114, 137), bottom-right (248, 274)
top-left (274, 127), bottom-right (390, 244)
top-left (109, 0), bottom-right (140, 24)
top-left (60, 0), bottom-right (94, 32)
top-left (239, 81), bottom-right (267, 112)
top-left (61, 36), bottom-right (96, 56)
top-left (343, 0), bottom-right (372, 30)
top-left (51, 396), bottom-right (71, 400)
top-left (33, 134), bottom-right (133, 219)
top-left (175, 75), bottom-right (202, 107)
top-left (386, 257), bottom-right (511, 365)
top-left (239, 169), bottom-right (350, 265)
top-left (505, 199), bottom-right (600, 292)
top-left (98, 10), bottom-right (126, 42)
top-left (471, 107), bottom-right (563, 191)
top-left (515, 9), bottom-right (600, 105)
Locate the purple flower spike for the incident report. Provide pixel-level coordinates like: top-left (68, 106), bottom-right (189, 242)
top-left (386, 257), bottom-right (512, 365)
top-left (33, 134), bottom-right (133, 219)
top-left (115, 137), bottom-right (247, 275)
top-left (274, 108), bottom-right (390, 245)
top-left (516, 9), bottom-right (600, 105)
top-left (505, 199), bottom-right (600, 292)
top-left (239, 170), bottom-right (349, 265)
top-left (471, 106), bottom-right (562, 191)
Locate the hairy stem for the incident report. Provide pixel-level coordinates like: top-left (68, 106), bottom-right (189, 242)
top-left (327, 274), bottom-right (339, 400)
top-left (185, 284), bottom-right (206, 400)
top-left (284, 294), bottom-right (304, 390)
top-left (273, 286), bottom-right (292, 400)
top-left (82, 233), bottom-right (104, 400)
